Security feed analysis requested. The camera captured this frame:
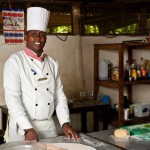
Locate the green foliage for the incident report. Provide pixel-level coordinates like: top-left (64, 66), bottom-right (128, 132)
top-left (114, 24), bottom-right (138, 34)
top-left (83, 24), bottom-right (138, 35)
top-left (53, 26), bottom-right (72, 33)
top-left (84, 25), bottom-right (99, 34)
top-left (48, 20), bottom-right (147, 35)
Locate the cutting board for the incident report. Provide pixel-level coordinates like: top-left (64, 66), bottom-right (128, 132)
top-left (121, 123), bottom-right (150, 140)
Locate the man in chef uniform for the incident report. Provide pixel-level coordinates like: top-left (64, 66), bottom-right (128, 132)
top-left (3, 7), bottom-right (79, 142)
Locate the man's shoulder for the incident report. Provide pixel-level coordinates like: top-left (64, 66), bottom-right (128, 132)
top-left (5, 50), bottom-right (24, 64)
top-left (9, 50), bottom-right (23, 58)
top-left (4, 51), bottom-right (24, 69)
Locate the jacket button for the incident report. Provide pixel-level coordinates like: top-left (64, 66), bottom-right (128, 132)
top-left (46, 73), bottom-right (49, 75)
top-left (31, 59), bottom-right (33, 61)
top-left (35, 104), bottom-right (38, 106)
top-left (35, 88), bottom-right (37, 91)
top-left (46, 88), bottom-right (49, 91)
top-left (48, 103), bottom-right (50, 105)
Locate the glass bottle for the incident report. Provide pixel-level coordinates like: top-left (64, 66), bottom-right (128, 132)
top-left (131, 59), bottom-right (137, 80)
top-left (147, 63), bottom-right (150, 78)
top-left (124, 60), bottom-right (131, 80)
top-left (136, 65), bottom-right (141, 79)
top-left (112, 65), bottom-right (119, 81)
top-left (139, 57), bottom-right (145, 70)
top-left (139, 57), bottom-right (146, 77)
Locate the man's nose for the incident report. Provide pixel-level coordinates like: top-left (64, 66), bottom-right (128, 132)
top-left (36, 33), bottom-right (40, 39)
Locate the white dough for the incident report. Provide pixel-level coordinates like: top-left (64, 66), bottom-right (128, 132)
top-left (114, 128), bottom-right (130, 139)
top-left (45, 143), bottom-right (96, 150)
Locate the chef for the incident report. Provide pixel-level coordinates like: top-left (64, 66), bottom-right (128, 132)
top-left (3, 7), bottom-right (79, 142)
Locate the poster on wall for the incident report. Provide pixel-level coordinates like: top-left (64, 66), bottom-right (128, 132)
top-left (2, 9), bottom-right (24, 44)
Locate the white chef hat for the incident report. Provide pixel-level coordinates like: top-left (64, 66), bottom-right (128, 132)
top-left (27, 7), bottom-right (50, 32)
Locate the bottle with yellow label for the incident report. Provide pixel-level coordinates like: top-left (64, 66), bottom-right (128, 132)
top-left (131, 59), bottom-right (137, 80)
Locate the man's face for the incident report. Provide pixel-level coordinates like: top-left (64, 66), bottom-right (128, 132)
top-left (25, 30), bottom-right (47, 55)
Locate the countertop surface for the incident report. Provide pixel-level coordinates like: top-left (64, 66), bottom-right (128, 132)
top-left (87, 129), bottom-right (150, 150)
top-left (1, 130), bottom-right (150, 149)
top-left (40, 133), bottom-right (122, 150)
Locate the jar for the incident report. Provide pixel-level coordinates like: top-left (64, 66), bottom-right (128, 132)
top-left (112, 66), bottom-right (119, 81)
top-left (131, 59), bottom-right (137, 80)
top-left (129, 104), bottom-right (134, 117)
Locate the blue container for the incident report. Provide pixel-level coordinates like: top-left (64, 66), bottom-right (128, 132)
top-left (101, 95), bottom-right (110, 104)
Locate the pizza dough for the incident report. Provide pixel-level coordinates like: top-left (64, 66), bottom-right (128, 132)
top-left (46, 144), bottom-right (66, 150)
top-left (114, 128), bottom-right (130, 139)
top-left (45, 143), bottom-right (96, 150)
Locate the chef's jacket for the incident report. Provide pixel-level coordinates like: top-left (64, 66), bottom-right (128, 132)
top-left (3, 49), bottom-right (70, 142)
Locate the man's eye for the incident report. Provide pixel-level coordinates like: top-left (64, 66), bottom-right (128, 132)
top-left (40, 33), bottom-right (46, 37)
top-left (30, 33), bottom-right (36, 36)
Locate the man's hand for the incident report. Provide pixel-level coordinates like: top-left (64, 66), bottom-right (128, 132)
top-left (24, 128), bottom-right (39, 142)
top-left (62, 123), bottom-right (80, 141)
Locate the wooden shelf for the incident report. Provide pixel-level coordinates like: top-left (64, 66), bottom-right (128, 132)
top-left (110, 110), bottom-right (150, 127)
top-left (94, 43), bottom-right (150, 127)
top-left (96, 80), bottom-right (119, 88)
top-left (124, 115), bottom-right (150, 125)
top-left (97, 79), bottom-right (150, 87)
top-left (124, 79), bottom-right (150, 84)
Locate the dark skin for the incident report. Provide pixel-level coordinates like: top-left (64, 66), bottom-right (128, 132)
top-left (25, 30), bottom-right (46, 56)
top-left (24, 30), bottom-right (80, 141)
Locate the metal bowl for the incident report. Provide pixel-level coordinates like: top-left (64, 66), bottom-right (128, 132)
top-left (0, 141), bottom-right (47, 150)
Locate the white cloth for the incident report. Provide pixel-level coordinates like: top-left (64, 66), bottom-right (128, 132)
top-left (27, 7), bottom-right (50, 32)
top-left (3, 51), bottom-right (70, 142)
